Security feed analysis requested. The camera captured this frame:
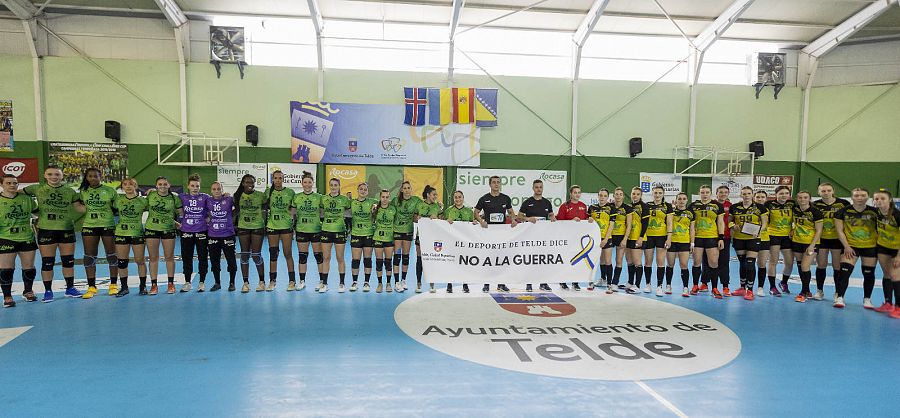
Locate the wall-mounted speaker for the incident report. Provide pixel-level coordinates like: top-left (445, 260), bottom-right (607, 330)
top-left (246, 124), bottom-right (258, 146)
top-left (105, 120), bottom-right (121, 143)
top-left (629, 137), bottom-right (642, 158)
top-left (749, 140), bottom-right (765, 159)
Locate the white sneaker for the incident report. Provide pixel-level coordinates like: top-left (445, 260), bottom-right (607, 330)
top-left (682, 288), bottom-right (689, 297)
top-left (756, 288), bottom-right (766, 297)
top-left (656, 286), bottom-right (663, 297)
top-left (197, 282), bottom-right (205, 292)
top-left (833, 292), bottom-right (838, 303)
top-left (315, 282), bottom-right (324, 292)
top-left (812, 290), bottom-right (824, 301)
top-left (665, 285), bottom-right (672, 294)
top-left (350, 282), bottom-right (358, 292)
top-left (362, 283), bottom-right (370, 292)
top-left (319, 284), bottom-right (328, 293)
top-left (338, 284), bottom-right (345, 293)
top-left (241, 282), bottom-right (250, 293)
top-left (429, 284), bottom-right (436, 293)
top-left (643, 284), bottom-right (651, 293)
top-left (834, 296), bottom-right (845, 308)
top-left (397, 283), bottom-right (406, 293)
top-left (287, 281), bottom-right (296, 291)
top-left (298, 280), bottom-right (306, 291)
top-left (863, 298), bottom-right (874, 309)
top-left (416, 285), bottom-right (422, 294)
top-left (400, 280), bottom-right (407, 291)
top-left (180, 283), bottom-right (192, 293)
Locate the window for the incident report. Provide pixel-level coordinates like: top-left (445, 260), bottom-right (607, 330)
top-left (579, 34), bottom-right (690, 82)
top-left (453, 27), bottom-right (572, 78)
top-left (699, 40), bottom-right (782, 85)
top-left (322, 21), bottom-right (448, 72)
top-left (211, 16), bottom-right (318, 68)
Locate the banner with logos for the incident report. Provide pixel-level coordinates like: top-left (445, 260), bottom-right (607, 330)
top-left (216, 163), bottom-right (268, 190)
top-left (290, 101), bottom-right (480, 167)
top-left (0, 157), bottom-right (38, 187)
top-left (48, 142), bottom-right (128, 188)
top-left (325, 164), bottom-right (444, 201)
top-left (416, 218), bottom-right (601, 285)
top-left (753, 175), bottom-right (794, 195)
top-left (265, 162), bottom-right (318, 191)
top-left (639, 172), bottom-right (683, 198)
top-left (711, 175), bottom-right (753, 200)
top-left (455, 168), bottom-right (567, 210)
top-left (0, 100), bottom-right (12, 152)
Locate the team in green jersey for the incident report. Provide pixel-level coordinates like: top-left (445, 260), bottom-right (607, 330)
top-left (0, 174), bottom-right (38, 307)
top-left (144, 177), bottom-right (183, 296)
top-left (265, 171), bottom-right (297, 291)
top-left (78, 168), bottom-right (119, 298)
top-left (234, 174), bottom-right (266, 293)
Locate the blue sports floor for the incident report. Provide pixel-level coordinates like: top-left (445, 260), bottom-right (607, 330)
top-left (1, 241), bottom-right (898, 418)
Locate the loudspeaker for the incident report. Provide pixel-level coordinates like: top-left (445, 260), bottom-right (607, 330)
top-left (104, 120), bottom-right (121, 143)
top-left (629, 137), bottom-right (642, 158)
top-left (749, 140), bottom-right (765, 159)
top-left (246, 124), bottom-right (258, 146)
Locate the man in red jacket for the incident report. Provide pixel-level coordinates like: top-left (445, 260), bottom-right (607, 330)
top-left (557, 185), bottom-right (590, 291)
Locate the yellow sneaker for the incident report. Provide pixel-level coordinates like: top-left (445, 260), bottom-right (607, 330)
top-left (82, 286), bottom-right (98, 299)
top-left (108, 283), bottom-right (118, 296)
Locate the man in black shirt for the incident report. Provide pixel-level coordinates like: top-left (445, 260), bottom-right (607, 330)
top-left (474, 175), bottom-right (518, 293)
top-left (518, 179), bottom-right (556, 292)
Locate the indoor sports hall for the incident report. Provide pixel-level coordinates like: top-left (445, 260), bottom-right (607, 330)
top-left (1, 1), bottom-right (899, 417)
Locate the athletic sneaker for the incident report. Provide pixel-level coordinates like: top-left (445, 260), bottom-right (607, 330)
top-left (115, 287), bottom-right (129, 297)
top-left (65, 287), bottom-right (82, 298)
top-left (315, 282), bottom-right (324, 292)
top-left (656, 286), bottom-right (663, 297)
top-left (712, 289), bottom-right (723, 299)
top-left (722, 287), bottom-right (731, 297)
top-left (350, 282), bottom-right (358, 292)
top-left (794, 294), bottom-right (807, 303)
top-left (779, 282), bottom-right (791, 294)
top-left (362, 283), bottom-right (370, 292)
top-left (180, 283), bottom-right (192, 293)
top-left (498, 284), bottom-right (510, 292)
top-left (386, 283), bottom-right (393, 293)
top-left (874, 302), bottom-right (894, 313)
top-left (643, 284), bottom-right (652, 293)
top-left (241, 282), bottom-right (250, 293)
top-left (227, 283), bottom-right (236, 292)
top-left (3, 297), bottom-right (15, 308)
top-left (319, 284), bottom-right (329, 293)
top-left (626, 286), bottom-right (638, 294)
top-left (482, 284), bottom-right (490, 293)
top-left (82, 286), bottom-right (98, 299)
top-left (446, 284), bottom-right (453, 293)
top-left (587, 283), bottom-right (594, 291)
top-left (256, 281), bottom-right (266, 292)
top-left (699, 283), bottom-right (708, 293)
top-left (833, 293), bottom-right (838, 303)
top-left (108, 284), bottom-right (118, 296)
top-left (210, 283), bottom-right (221, 292)
top-left (266, 281), bottom-right (276, 292)
top-left (572, 283), bottom-right (581, 291)
top-left (756, 287), bottom-right (766, 297)
top-left (863, 298), bottom-right (874, 309)
top-left (462, 284), bottom-right (470, 293)
top-left (665, 285), bottom-right (672, 295)
top-left (732, 288), bottom-right (745, 297)
top-left (298, 280), bottom-right (306, 291)
top-left (375, 283), bottom-right (384, 293)
top-left (834, 296), bottom-right (845, 308)
top-left (149, 283), bottom-right (159, 295)
top-left (429, 284), bottom-right (436, 294)
top-left (560, 283), bottom-right (570, 291)
top-left (744, 290), bottom-right (754, 301)
top-left (618, 284), bottom-right (627, 289)
top-left (690, 285), bottom-right (699, 295)
top-left (22, 291), bottom-right (37, 302)
top-left (166, 283), bottom-right (175, 294)
top-left (139, 287), bottom-right (148, 296)
top-left (769, 286), bottom-right (781, 297)
top-left (812, 290), bottom-right (824, 301)
top-left (526, 284), bottom-right (533, 292)
top-left (540, 284), bottom-right (552, 292)
top-left (606, 286), bottom-right (616, 294)
top-left (198, 282), bottom-right (205, 292)
top-left (287, 281), bottom-right (296, 291)
top-left (682, 288), bottom-right (689, 297)
top-left (415, 284), bottom-right (422, 294)
top-left (338, 284), bottom-right (345, 293)
top-left (890, 307), bottom-right (900, 319)
top-left (400, 280), bottom-right (408, 291)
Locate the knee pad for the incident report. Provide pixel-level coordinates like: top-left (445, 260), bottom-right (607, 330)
top-left (117, 258), bottom-right (129, 270)
top-left (393, 253), bottom-right (401, 266)
top-left (251, 252), bottom-right (264, 265)
top-left (402, 254), bottom-right (410, 266)
top-left (41, 257), bottom-right (55, 272)
top-left (298, 252), bottom-right (309, 265)
top-left (61, 255), bottom-right (75, 269)
top-left (106, 254), bottom-right (118, 266)
top-left (23, 268), bottom-right (36, 281)
top-left (269, 246), bottom-right (280, 262)
top-left (239, 252), bottom-right (251, 265)
top-left (351, 259), bottom-right (361, 270)
top-left (375, 258), bottom-right (384, 272)
top-left (363, 258), bottom-right (372, 269)
top-left (314, 252), bottom-right (324, 265)
top-left (82, 255), bottom-right (97, 268)
top-left (0, 269), bottom-right (13, 286)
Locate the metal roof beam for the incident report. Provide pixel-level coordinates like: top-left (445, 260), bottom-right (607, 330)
top-left (0, 0), bottom-right (38, 19)
top-left (801, 0), bottom-right (897, 59)
top-left (152, 0), bottom-right (187, 27)
top-left (693, 0), bottom-right (755, 52)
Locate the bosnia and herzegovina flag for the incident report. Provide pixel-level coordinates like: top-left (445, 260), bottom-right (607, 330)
top-left (424, 87), bottom-right (498, 127)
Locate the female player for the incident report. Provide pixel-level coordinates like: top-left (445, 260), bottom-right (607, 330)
top-left (766, 185), bottom-right (794, 295)
top-left (790, 191), bottom-right (824, 303)
top-left (291, 171), bottom-right (323, 292)
top-left (416, 185), bottom-right (443, 293)
top-left (609, 187), bottom-right (633, 292)
top-left (834, 188), bottom-right (879, 309)
top-left (689, 185), bottom-right (726, 298)
top-left (234, 174), bottom-right (266, 293)
top-left (813, 183), bottom-right (850, 300)
top-left (754, 191), bottom-right (772, 297)
top-left (443, 190), bottom-right (476, 293)
top-left (730, 186), bottom-right (767, 300)
top-left (264, 170), bottom-right (296, 292)
top-left (644, 186), bottom-right (673, 296)
top-left (78, 167), bottom-right (118, 298)
top-left (112, 178), bottom-right (147, 297)
top-left (145, 176), bottom-right (183, 295)
top-left (178, 174), bottom-right (210, 292)
top-left (0, 174), bottom-right (38, 307)
top-left (320, 178), bottom-right (351, 293)
top-left (372, 190), bottom-right (397, 293)
top-left (667, 192), bottom-right (694, 297)
top-left (349, 182), bottom-right (378, 292)
top-left (24, 165), bottom-right (85, 301)
top-left (206, 182), bottom-right (236, 292)
top-left (626, 187), bottom-right (649, 294)
top-left (587, 188), bottom-right (614, 291)
top-left (556, 185), bottom-right (591, 290)
top-left (392, 181), bottom-right (421, 292)
top-left (873, 190), bottom-right (900, 313)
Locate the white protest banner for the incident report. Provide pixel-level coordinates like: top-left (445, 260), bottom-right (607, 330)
top-left (267, 162), bottom-right (317, 191)
top-left (217, 163), bottom-right (268, 190)
top-left (753, 175), bottom-right (793, 195)
top-left (456, 168), bottom-right (567, 210)
top-left (416, 218), bottom-right (601, 285)
top-left (711, 175), bottom-right (753, 200)
top-left (639, 172), bottom-right (682, 197)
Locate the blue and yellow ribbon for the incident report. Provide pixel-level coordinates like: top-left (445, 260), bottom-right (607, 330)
top-left (570, 234), bottom-right (595, 269)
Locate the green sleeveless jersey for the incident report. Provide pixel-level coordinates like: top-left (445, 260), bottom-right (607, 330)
top-left (0, 192), bottom-right (37, 242)
top-left (81, 184), bottom-right (118, 228)
top-left (114, 194), bottom-right (148, 237)
top-left (393, 196), bottom-right (421, 234)
top-left (417, 200), bottom-right (442, 219)
top-left (292, 191), bottom-right (323, 233)
top-left (236, 190), bottom-right (266, 230)
top-left (23, 183), bottom-right (81, 231)
top-left (321, 194), bottom-right (351, 233)
top-left (145, 191), bottom-right (182, 232)
top-left (351, 197), bottom-right (378, 236)
top-left (373, 205), bottom-right (397, 243)
top-left (444, 205), bottom-right (474, 222)
top-left (265, 187), bottom-right (295, 230)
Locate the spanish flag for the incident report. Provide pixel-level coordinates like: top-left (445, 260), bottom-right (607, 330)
top-left (427, 88), bottom-right (452, 126)
top-left (453, 87), bottom-right (475, 124)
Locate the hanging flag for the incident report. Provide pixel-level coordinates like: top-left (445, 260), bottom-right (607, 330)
top-left (427, 88), bottom-right (452, 126)
top-left (403, 87), bottom-right (427, 126)
top-left (453, 87), bottom-right (475, 124)
top-left (474, 88), bottom-right (498, 127)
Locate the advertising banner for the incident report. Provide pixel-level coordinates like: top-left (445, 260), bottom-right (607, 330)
top-left (48, 142), bottom-right (128, 188)
top-left (456, 169), bottom-right (567, 210)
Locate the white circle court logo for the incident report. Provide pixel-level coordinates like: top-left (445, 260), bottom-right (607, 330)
top-left (394, 292), bottom-right (741, 381)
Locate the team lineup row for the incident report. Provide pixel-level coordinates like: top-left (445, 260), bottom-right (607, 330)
top-left (0, 166), bottom-right (898, 319)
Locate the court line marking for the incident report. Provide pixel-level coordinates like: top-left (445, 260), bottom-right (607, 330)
top-left (635, 380), bottom-right (688, 418)
top-left (0, 326), bottom-right (33, 349)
